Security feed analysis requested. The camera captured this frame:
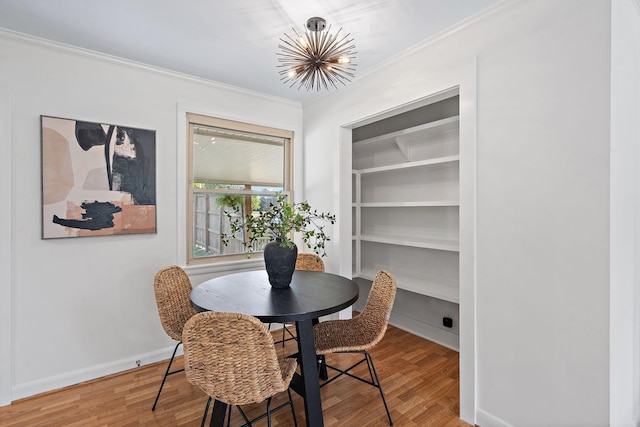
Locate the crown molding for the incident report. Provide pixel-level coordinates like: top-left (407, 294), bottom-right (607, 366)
top-left (0, 28), bottom-right (301, 108)
top-left (359, 0), bottom-right (526, 79)
top-left (303, 0), bottom-right (527, 107)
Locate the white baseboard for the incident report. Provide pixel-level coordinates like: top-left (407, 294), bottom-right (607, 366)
top-left (12, 344), bottom-right (180, 402)
top-left (389, 311), bottom-right (459, 351)
top-left (476, 408), bottom-right (514, 427)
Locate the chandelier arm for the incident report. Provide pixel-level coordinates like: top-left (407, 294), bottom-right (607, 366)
top-left (317, 68), bottom-right (330, 90)
top-left (321, 70), bottom-right (338, 90)
top-left (326, 66), bottom-right (348, 88)
top-left (330, 69), bottom-right (355, 83)
top-left (318, 25), bottom-right (335, 58)
top-left (300, 68), bottom-right (318, 90)
top-left (278, 34), bottom-right (311, 58)
top-left (326, 38), bottom-right (356, 58)
top-left (309, 69), bottom-right (323, 91)
top-left (315, 26), bottom-right (340, 60)
top-left (322, 34), bottom-right (356, 61)
top-left (277, 44), bottom-right (307, 57)
top-left (289, 63), bottom-right (311, 88)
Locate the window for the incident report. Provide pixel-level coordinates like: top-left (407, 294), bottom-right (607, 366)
top-left (187, 113), bottom-right (293, 264)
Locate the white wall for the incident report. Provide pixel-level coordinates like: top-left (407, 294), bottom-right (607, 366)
top-left (610, 0), bottom-right (640, 426)
top-left (2, 1), bottom-right (636, 425)
top-left (0, 30), bottom-right (302, 402)
top-left (0, 49), bottom-right (15, 406)
top-left (475, 1), bottom-right (611, 425)
top-left (302, 0), bottom-right (613, 425)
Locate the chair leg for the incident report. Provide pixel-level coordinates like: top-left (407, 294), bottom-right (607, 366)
top-left (268, 322), bottom-right (286, 347)
top-left (320, 350), bottom-right (393, 426)
top-left (284, 324), bottom-right (297, 340)
top-left (151, 341), bottom-right (183, 410)
top-left (201, 397), bottom-right (212, 427)
top-left (202, 402), bottom-right (233, 427)
top-left (265, 397), bottom-right (273, 427)
top-left (236, 405), bottom-right (252, 426)
top-left (364, 351), bottom-right (393, 426)
top-left (235, 392), bottom-right (296, 427)
top-left (317, 354), bottom-right (328, 380)
top-left (287, 388), bottom-right (298, 427)
top-left (281, 326), bottom-right (286, 347)
top-left (209, 400), bottom-right (229, 427)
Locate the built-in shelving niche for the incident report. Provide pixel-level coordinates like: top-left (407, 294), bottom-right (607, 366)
top-left (351, 89), bottom-right (460, 350)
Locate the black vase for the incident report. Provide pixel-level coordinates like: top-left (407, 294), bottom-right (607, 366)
top-left (263, 239), bottom-right (298, 288)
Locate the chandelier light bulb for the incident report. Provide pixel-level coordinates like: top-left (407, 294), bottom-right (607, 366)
top-left (297, 36), bottom-right (308, 48)
top-left (276, 17), bottom-right (357, 91)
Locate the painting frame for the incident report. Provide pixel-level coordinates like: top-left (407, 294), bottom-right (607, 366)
top-left (41, 115), bottom-right (157, 239)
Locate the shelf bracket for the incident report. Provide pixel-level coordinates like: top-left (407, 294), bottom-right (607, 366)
top-left (394, 135), bottom-right (410, 161)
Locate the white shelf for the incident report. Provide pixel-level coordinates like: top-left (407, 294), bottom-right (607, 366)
top-left (359, 201), bottom-right (459, 208)
top-left (352, 116), bottom-right (460, 150)
top-left (360, 233), bottom-right (459, 252)
top-left (355, 155), bottom-right (459, 175)
top-left (357, 269), bottom-right (459, 304)
top-left (352, 100), bottom-right (460, 309)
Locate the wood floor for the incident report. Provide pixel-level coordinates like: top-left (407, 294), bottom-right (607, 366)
top-left (0, 324), bottom-right (471, 426)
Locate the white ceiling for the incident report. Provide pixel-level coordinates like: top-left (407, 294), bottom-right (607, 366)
top-left (0, 0), bottom-right (501, 103)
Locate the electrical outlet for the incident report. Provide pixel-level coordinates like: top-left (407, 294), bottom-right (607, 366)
top-left (442, 317), bottom-right (453, 328)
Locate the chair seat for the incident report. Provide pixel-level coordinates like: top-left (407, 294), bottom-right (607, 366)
top-left (314, 318), bottom-right (381, 353)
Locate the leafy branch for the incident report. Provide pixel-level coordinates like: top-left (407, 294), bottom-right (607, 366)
top-left (220, 194), bottom-right (336, 257)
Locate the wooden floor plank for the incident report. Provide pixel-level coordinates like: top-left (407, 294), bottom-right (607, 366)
top-left (0, 324), bottom-right (472, 426)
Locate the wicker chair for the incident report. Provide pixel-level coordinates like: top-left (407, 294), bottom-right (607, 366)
top-left (294, 253), bottom-right (325, 272)
top-left (313, 270), bottom-right (397, 426)
top-left (271, 253), bottom-right (325, 346)
top-left (151, 265), bottom-right (197, 411)
top-left (183, 311), bottom-right (298, 427)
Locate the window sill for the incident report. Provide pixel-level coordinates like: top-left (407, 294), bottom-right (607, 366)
top-left (184, 257), bottom-right (264, 277)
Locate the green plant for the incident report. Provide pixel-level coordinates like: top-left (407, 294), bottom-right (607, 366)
top-left (221, 193), bottom-right (336, 257)
top-left (216, 194), bottom-right (261, 211)
top-left (216, 194), bottom-right (244, 208)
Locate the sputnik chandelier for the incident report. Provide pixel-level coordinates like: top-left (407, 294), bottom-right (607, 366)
top-left (277, 17), bottom-right (357, 91)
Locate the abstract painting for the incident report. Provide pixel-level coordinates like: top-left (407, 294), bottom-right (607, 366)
top-left (41, 116), bottom-right (156, 239)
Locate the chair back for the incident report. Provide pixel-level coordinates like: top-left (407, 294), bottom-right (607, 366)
top-left (295, 253), bottom-right (325, 272)
top-left (357, 270), bottom-right (397, 348)
top-left (154, 265), bottom-right (196, 341)
top-left (182, 311), bottom-right (297, 406)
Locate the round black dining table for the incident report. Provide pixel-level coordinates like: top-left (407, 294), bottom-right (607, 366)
top-left (190, 269), bottom-right (360, 427)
